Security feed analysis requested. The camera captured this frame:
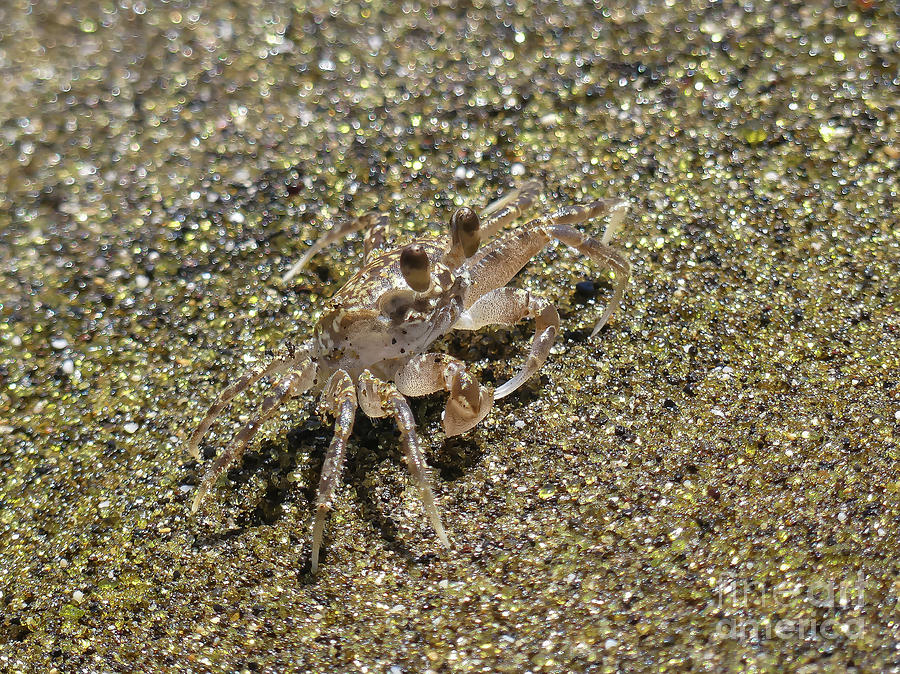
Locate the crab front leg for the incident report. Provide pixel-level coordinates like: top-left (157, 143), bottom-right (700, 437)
top-left (282, 212), bottom-right (390, 283)
top-left (463, 200), bottom-right (631, 337)
top-left (395, 353), bottom-right (494, 435)
top-left (187, 342), bottom-right (312, 459)
top-left (357, 370), bottom-right (449, 548)
top-left (311, 370), bottom-right (357, 573)
top-left (191, 360), bottom-right (317, 513)
top-left (454, 288), bottom-right (560, 399)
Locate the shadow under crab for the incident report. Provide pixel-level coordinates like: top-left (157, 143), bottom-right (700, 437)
top-left (188, 177), bottom-right (631, 572)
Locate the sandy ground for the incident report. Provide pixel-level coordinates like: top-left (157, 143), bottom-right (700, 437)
top-left (1, 0), bottom-right (898, 671)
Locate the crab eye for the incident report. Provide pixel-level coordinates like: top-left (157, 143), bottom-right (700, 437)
top-left (450, 207), bottom-right (481, 258)
top-left (399, 244), bottom-right (431, 292)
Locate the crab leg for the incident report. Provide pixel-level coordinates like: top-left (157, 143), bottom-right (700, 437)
top-left (282, 212), bottom-right (390, 283)
top-left (187, 342), bottom-right (311, 459)
top-left (362, 216), bottom-right (393, 262)
top-left (479, 179), bottom-right (543, 242)
top-left (396, 353), bottom-right (493, 435)
top-left (191, 361), bottom-right (317, 513)
top-left (311, 370), bottom-right (357, 574)
top-left (554, 198), bottom-right (628, 246)
top-left (357, 371), bottom-right (449, 548)
top-left (453, 288), bottom-right (560, 399)
top-left (462, 200), bottom-right (630, 337)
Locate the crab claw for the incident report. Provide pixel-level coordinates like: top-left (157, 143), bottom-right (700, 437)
top-left (442, 379), bottom-right (493, 437)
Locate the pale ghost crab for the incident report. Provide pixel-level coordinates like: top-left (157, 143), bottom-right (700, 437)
top-left (188, 179), bottom-right (630, 571)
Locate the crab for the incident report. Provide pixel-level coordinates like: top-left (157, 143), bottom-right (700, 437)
top-left (188, 178), bottom-right (630, 572)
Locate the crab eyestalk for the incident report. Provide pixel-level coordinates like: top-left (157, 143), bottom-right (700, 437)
top-left (448, 207), bottom-right (481, 261)
top-left (399, 244), bottom-right (432, 292)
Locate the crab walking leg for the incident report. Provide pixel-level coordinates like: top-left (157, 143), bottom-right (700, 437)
top-left (187, 343), bottom-right (312, 458)
top-left (466, 198), bottom-right (628, 274)
top-left (191, 362), bottom-right (317, 514)
top-left (598, 199), bottom-right (628, 246)
top-left (362, 216), bottom-right (393, 262)
top-left (282, 212), bottom-right (390, 283)
top-left (462, 203), bottom-right (631, 337)
top-left (389, 393), bottom-right (450, 547)
top-left (396, 353), bottom-right (494, 435)
top-left (549, 199), bottom-right (629, 246)
top-left (357, 371), bottom-right (450, 548)
top-left (311, 370), bottom-right (357, 574)
top-left (454, 288), bottom-right (561, 399)
top-left (479, 179), bottom-right (543, 242)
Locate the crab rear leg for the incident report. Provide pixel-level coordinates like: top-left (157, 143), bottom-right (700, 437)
top-left (311, 370), bottom-right (357, 573)
top-left (187, 343), bottom-right (311, 459)
top-left (454, 288), bottom-right (560, 399)
top-left (396, 353), bottom-right (494, 435)
top-left (357, 371), bottom-right (449, 548)
top-left (282, 212), bottom-right (390, 283)
top-left (463, 200), bottom-right (631, 337)
top-left (362, 216), bottom-right (393, 262)
top-left (479, 179), bottom-right (543, 241)
top-left (191, 360), bottom-right (317, 513)
top-left (553, 198), bottom-right (628, 246)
